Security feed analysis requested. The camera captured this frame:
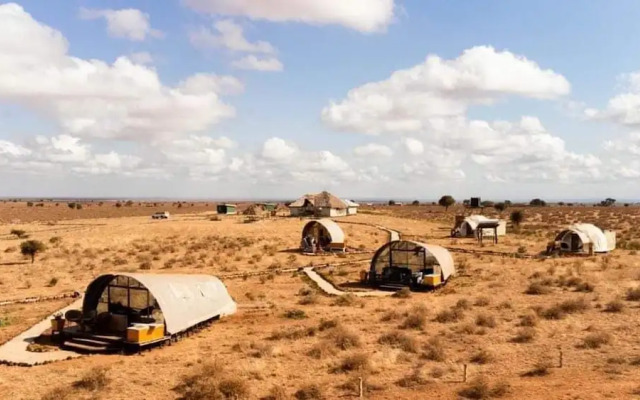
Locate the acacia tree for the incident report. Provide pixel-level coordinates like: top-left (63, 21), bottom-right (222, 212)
top-left (438, 195), bottom-right (455, 211)
top-left (494, 202), bottom-right (507, 213)
top-left (20, 240), bottom-right (46, 264)
top-left (510, 210), bottom-right (525, 229)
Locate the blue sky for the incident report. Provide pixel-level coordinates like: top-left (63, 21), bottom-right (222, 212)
top-left (1, 1), bottom-right (640, 200)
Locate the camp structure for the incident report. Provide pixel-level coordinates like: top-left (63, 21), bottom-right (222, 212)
top-left (289, 191), bottom-right (349, 217)
top-left (551, 224), bottom-right (616, 254)
top-left (60, 273), bottom-right (236, 353)
top-left (243, 203), bottom-right (270, 218)
top-left (273, 203), bottom-right (290, 217)
top-left (344, 199), bottom-right (360, 215)
top-left (367, 240), bottom-right (455, 290)
top-left (217, 203), bottom-right (237, 215)
top-left (300, 219), bottom-right (345, 253)
top-left (453, 215), bottom-right (506, 238)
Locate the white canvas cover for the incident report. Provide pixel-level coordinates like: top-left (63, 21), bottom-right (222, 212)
top-left (86, 273), bottom-right (236, 335)
top-left (460, 215), bottom-right (501, 236)
top-left (371, 240), bottom-right (455, 281)
top-left (302, 219), bottom-right (345, 244)
top-left (564, 223), bottom-right (609, 253)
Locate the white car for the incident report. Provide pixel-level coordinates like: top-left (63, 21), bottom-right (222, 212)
top-left (151, 211), bottom-right (170, 219)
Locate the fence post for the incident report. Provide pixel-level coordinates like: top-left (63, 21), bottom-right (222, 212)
top-left (463, 364), bottom-right (467, 382)
top-left (558, 348), bottom-right (563, 368)
top-left (359, 377), bottom-right (363, 398)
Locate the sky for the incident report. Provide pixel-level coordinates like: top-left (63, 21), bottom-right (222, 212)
top-left (1, 1), bottom-right (640, 201)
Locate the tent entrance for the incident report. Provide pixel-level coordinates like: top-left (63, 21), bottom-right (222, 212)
top-left (92, 276), bottom-right (163, 336)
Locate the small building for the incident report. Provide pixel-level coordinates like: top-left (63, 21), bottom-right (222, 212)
top-left (258, 203), bottom-right (277, 212)
top-left (344, 199), bottom-right (359, 215)
top-left (453, 215), bottom-right (506, 238)
top-left (301, 219), bottom-right (345, 253)
top-left (289, 191), bottom-right (348, 217)
top-left (217, 204), bottom-right (237, 215)
top-left (62, 273), bottom-right (236, 352)
top-left (368, 240), bottom-right (455, 290)
top-left (553, 224), bottom-right (616, 254)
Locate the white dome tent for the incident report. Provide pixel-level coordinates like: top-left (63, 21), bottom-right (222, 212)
top-left (554, 224), bottom-right (616, 254)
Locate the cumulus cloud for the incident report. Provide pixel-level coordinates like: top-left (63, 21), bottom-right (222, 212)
top-left (261, 137), bottom-right (298, 161)
top-left (0, 3), bottom-right (238, 141)
top-left (79, 7), bottom-right (162, 41)
top-left (322, 46), bottom-right (570, 134)
top-left (586, 72), bottom-right (640, 127)
top-left (128, 52), bottom-right (153, 65)
top-left (353, 143), bottom-right (393, 157)
top-left (190, 19), bottom-right (275, 53)
top-left (231, 55), bottom-right (283, 71)
top-left (183, 0), bottom-right (396, 33)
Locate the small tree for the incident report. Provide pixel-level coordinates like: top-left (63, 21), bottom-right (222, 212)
top-left (411, 200), bottom-right (420, 206)
top-left (529, 198), bottom-right (547, 207)
top-left (388, 200), bottom-right (396, 206)
top-left (494, 202), bottom-right (507, 213)
top-left (26, 202), bottom-right (34, 207)
top-left (438, 195), bottom-right (455, 211)
top-left (600, 198), bottom-right (616, 207)
top-left (20, 240), bottom-right (46, 264)
top-left (10, 229), bottom-right (28, 239)
top-left (510, 210), bottom-right (525, 228)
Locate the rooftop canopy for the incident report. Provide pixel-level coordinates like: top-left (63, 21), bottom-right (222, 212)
top-left (370, 240), bottom-right (455, 281)
top-left (82, 273), bottom-right (236, 335)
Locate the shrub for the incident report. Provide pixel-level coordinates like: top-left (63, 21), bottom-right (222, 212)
top-left (422, 337), bottom-right (446, 361)
top-left (20, 240), bottom-right (46, 263)
top-left (49, 236), bottom-right (62, 245)
top-left (401, 312), bottom-right (426, 330)
top-left (331, 326), bottom-right (361, 350)
top-left (139, 261), bottom-right (152, 270)
top-left (510, 210), bottom-right (525, 227)
top-left (518, 314), bottom-right (538, 327)
top-left (294, 384), bottom-right (324, 400)
top-left (512, 328), bottom-right (536, 343)
top-left (218, 378), bottom-right (249, 399)
top-left (318, 319), bottom-right (338, 331)
top-left (307, 340), bottom-right (337, 359)
top-left (541, 298), bottom-right (589, 320)
top-left (522, 359), bottom-right (552, 377)
top-left (41, 387), bottom-right (73, 400)
top-left (10, 229), bottom-right (28, 238)
top-left (626, 287), bottom-right (640, 301)
top-left (26, 202), bottom-right (33, 207)
top-left (284, 309), bottom-right (307, 320)
top-left (474, 297), bottom-right (490, 307)
top-left (269, 326), bottom-right (316, 341)
top-left (332, 294), bottom-right (358, 307)
top-left (525, 282), bottom-right (551, 295)
top-left (265, 386), bottom-right (287, 400)
top-left (392, 287), bottom-right (411, 298)
top-left (582, 332), bottom-right (612, 349)
top-left (438, 195), bottom-right (455, 211)
top-left (459, 377), bottom-right (509, 399)
top-left (470, 349), bottom-right (493, 364)
top-left (604, 300), bottom-right (624, 313)
top-left (47, 277), bottom-right (58, 287)
top-left (435, 308), bottom-right (464, 323)
top-left (475, 313), bottom-right (497, 328)
top-left (74, 367), bottom-right (110, 391)
top-left (335, 352), bottom-right (370, 373)
top-left (378, 331), bottom-right (418, 353)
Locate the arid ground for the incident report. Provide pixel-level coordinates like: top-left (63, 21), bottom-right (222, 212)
top-left (1, 202), bottom-right (640, 399)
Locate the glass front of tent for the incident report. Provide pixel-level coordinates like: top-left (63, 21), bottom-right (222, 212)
top-left (370, 241), bottom-right (441, 286)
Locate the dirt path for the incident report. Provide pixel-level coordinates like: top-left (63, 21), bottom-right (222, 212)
top-left (0, 299), bottom-right (83, 366)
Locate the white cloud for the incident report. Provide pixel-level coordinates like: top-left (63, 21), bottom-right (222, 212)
top-left (0, 140), bottom-right (31, 157)
top-left (179, 73), bottom-right (245, 95)
top-left (402, 137), bottom-right (424, 155)
top-left (190, 19), bottom-right (275, 53)
top-left (0, 4), bottom-right (237, 141)
top-left (183, 0), bottom-right (396, 33)
top-left (353, 143), bottom-right (392, 157)
top-left (231, 55), bottom-right (283, 72)
top-left (261, 137), bottom-right (298, 161)
top-left (79, 8), bottom-right (162, 41)
top-left (586, 72), bottom-right (640, 127)
top-left (322, 46), bottom-right (570, 134)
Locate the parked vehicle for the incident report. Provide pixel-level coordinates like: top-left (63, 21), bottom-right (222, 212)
top-left (151, 211), bottom-right (170, 219)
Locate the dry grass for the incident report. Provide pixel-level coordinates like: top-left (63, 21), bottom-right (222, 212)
top-left (512, 328), bottom-right (537, 343)
top-left (581, 332), bottom-right (612, 349)
top-left (73, 366), bottom-right (110, 391)
top-left (294, 384), bottom-right (324, 400)
top-left (458, 377), bottom-right (510, 399)
top-left (334, 352), bottom-right (370, 373)
top-left (378, 330), bottom-right (419, 353)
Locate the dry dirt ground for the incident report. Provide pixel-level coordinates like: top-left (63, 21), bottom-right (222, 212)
top-left (1, 203), bottom-right (640, 399)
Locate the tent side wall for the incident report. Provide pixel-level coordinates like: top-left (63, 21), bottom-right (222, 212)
top-left (605, 230), bottom-right (616, 251)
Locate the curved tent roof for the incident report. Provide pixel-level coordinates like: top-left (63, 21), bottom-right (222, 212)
top-left (290, 191), bottom-right (347, 209)
top-left (83, 273), bottom-right (236, 335)
top-left (556, 223), bottom-right (608, 253)
top-left (463, 215), bottom-right (499, 231)
top-left (371, 240), bottom-right (455, 281)
top-left (302, 219), bottom-right (345, 244)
